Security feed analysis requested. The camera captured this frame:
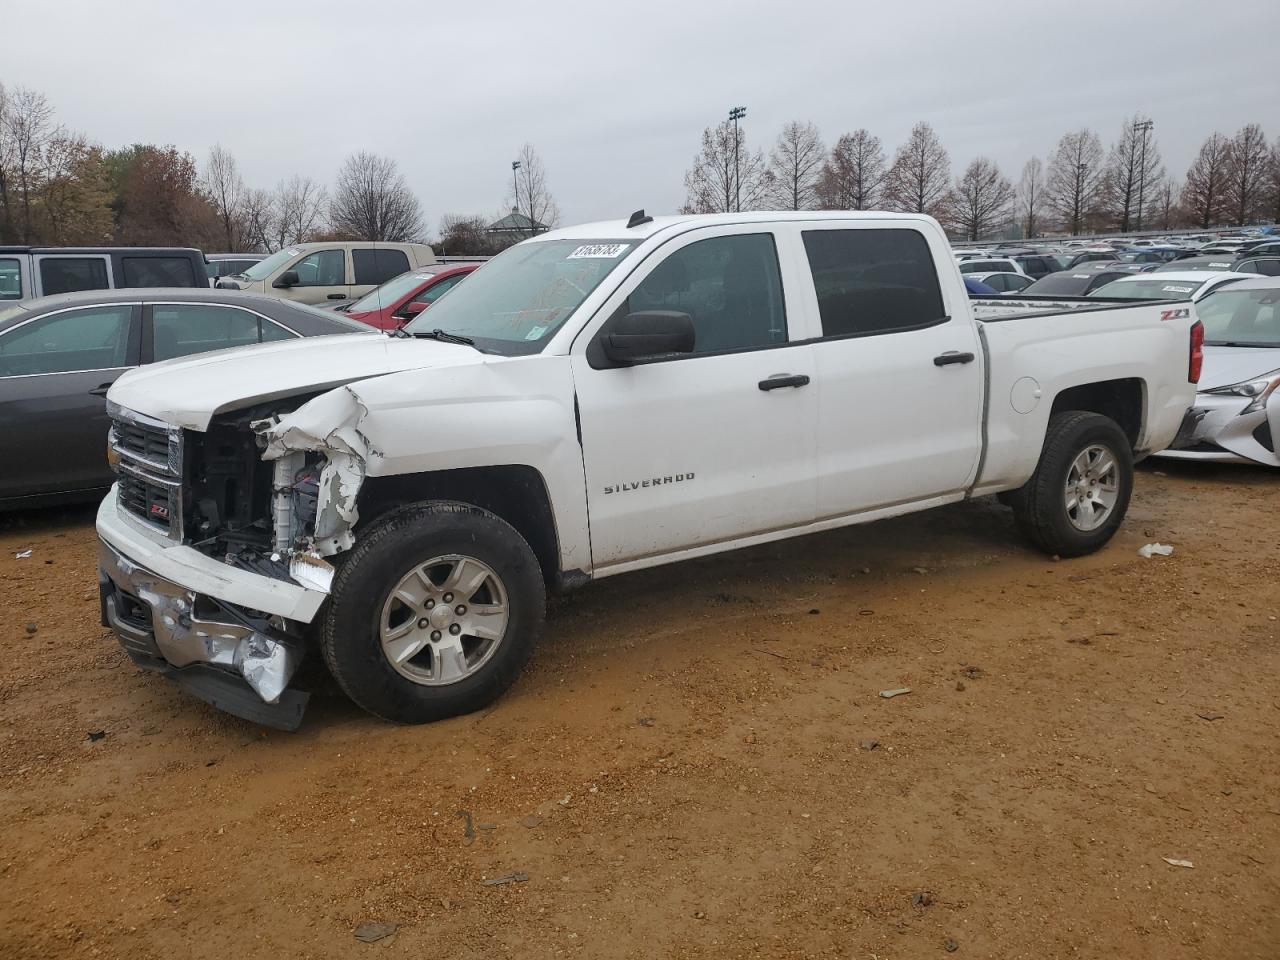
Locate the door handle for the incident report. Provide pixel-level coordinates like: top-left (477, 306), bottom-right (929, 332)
top-left (89, 383), bottom-right (112, 397)
top-left (933, 351), bottom-right (975, 367)
top-left (758, 374), bottom-right (810, 391)
top-left (327, 293), bottom-right (347, 300)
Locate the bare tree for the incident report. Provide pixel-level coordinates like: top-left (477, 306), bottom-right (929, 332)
top-left (815, 129), bottom-right (887, 210)
top-left (947, 158), bottom-right (1013, 241)
top-left (682, 120), bottom-right (771, 214)
top-left (2, 86), bottom-right (54, 242)
top-left (504, 143), bottom-right (560, 234)
top-left (37, 134), bottom-right (113, 244)
top-left (330, 152), bottom-right (424, 241)
top-left (884, 121), bottom-right (950, 215)
top-left (201, 144), bottom-right (248, 251)
top-left (1045, 129), bottom-right (1105, 235)
top-left (1153, 179), bottom-right (1181, 230)
top-left (273, 175), bottom-right (326, 247)
top-left (1182, 133), bottom-right (1233, 228)
top-left (767, 121), bottom-right (825, 210)
top-left (1270, 136), bottom-right (1280, 224)
top-left (1017, 157), bottom-right (1044, 238)
top-left (1103, 116), bottom-right (1163, 232)
top-left (1226, 123), bottom-right (1269, 226)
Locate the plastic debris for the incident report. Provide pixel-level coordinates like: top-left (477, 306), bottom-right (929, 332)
top-left (859, 739), bottom-right (880, 751)
top-left (86, 730), bottom-right (106, 742)
top-left (15, 549), bottom-right (32, 559)
top-left (1138, 543), bottom-right (1174, 558)
top-left (1162, 857), bottom-right (1194, 869)
top-left (912, 891), bottom-right (934, 907)
top-left (24, 623), bottom-right (37, 635)
top-left (1197, 712), bottom-right (1225, 721)
top-left (482, 872), bottom-right (529, 886)
top-left (354, 922), bottom-right (398, 943)
top-left (945, 938), bottom-right (960, 952)
top-left (455, 810), bottom-right (476, 845)
top-left (879, 687), bottom-right (912, 699)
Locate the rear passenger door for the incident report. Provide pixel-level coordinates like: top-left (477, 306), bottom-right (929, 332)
top-left (144, 303), bottom-right (298, 362)
top-left (795, 223), bottom-right (984, 518)
top-left (352, 249), bottom-right (411, 299)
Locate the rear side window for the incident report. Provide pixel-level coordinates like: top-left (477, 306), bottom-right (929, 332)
top-left (410, 272), bottom-right (466, 305)
top-left (121, 256), bottom-right (197, 288)
top-left (150, 303), bottom-right (287, 361)
top-left (39, 257), bottom-right (109, 295)
top-left (624, 233), bottom-right (787, 355)
top-left (0, 258), bottom-right (21, 300)
top-left (0, 305), bottom-right (133, 376)
top-left (802, 229), bottom-right (946, 338)
top-left (353, 249), bottom-right (411, 286)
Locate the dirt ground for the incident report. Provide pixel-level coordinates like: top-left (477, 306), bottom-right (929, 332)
top-left (1, 461), bottom-right (1278, 960)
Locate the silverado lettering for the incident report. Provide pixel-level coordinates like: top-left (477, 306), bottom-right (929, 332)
top-left (604, 473), bottom-right (694, 495)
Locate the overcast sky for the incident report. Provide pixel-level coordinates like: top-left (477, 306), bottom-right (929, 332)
top-left (8, 1), bottom-right (1278, 232)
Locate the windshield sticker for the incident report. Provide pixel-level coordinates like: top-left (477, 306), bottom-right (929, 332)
top-left (567, 243), bottom-right (628, 259)
top-left (413, 274), bottom-right (431, 280)
top-left (1162, 285), bottom-right (1194, 293)
top-left (1072, 274), bottom-right (1090, 279)
top-left (1209, 262), bottom-right (1230, 268)
top-left (285, 248), bottom-right (299, 257)
top-left (525, 324), bottom-right (548, 340)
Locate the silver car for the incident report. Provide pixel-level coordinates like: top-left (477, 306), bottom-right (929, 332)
top-left (1160, 276), bottom-right (1280, 467)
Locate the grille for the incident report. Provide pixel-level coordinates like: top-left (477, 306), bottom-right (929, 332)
top-left (117, 467), bottom-right (179, 532)
top-left (112, 418), bottom-right (174, 471)
top-left (109, 408), bottom-right (184, 540)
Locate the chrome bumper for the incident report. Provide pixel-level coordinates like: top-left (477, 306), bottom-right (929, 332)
top-left (98, 539), bottom-right (310, 728)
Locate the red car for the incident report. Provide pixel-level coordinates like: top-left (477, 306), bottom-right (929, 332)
top-left (338, 263), bottom-right (479, 330)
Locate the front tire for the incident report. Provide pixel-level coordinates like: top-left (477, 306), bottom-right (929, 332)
top-left (320, 502), bottom-right (545, 723)
top-left (1008, 411), bottom-right (1134, 557)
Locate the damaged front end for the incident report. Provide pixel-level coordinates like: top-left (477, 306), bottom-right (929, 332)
top-left (100, 388), bottom-right (375, 728)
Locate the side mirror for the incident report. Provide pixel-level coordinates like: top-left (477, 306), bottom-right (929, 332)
top-left (393, 300), bottom-right (429, 321)
top-left (600, 311), bottom-right (695, 366)
top-left (273, 270), bottom-right (300, 289)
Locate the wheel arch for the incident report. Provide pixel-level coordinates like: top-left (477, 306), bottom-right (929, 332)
top-left (356, 465), bottom-right (577, 592)
top-left (1049, 377), bottom-right (1145, 449)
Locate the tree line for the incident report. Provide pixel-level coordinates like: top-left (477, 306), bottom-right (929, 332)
top-left (684, 117), bottom-right (1280, 239)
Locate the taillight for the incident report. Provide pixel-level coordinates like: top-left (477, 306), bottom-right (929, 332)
top-left (1189, 320), bottom-right (1204, 384)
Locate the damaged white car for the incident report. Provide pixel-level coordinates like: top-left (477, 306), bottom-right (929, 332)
top-left (98, 211), bottom-right (1202, 729)
top-left (1158, 276), bottom-right (1280, 466)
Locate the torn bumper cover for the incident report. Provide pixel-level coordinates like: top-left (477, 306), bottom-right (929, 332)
top-left (96, 494), bottom-right (326, 730)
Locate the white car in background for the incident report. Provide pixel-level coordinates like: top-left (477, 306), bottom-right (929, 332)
top-left (957, 257), bottom-right (1026, 276)
top-left (1160, 277), bottom-right (1280, 467)
top-left (1089, 271), bottom-right (1247, 303)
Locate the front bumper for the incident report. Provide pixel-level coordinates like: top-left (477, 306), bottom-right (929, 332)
top-left (96, 492), bottom-right (322, 729)
top-left (1156, 392), bottom-right (1280, 467)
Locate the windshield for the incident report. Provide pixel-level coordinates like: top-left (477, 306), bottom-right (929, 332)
top-left (404, 239), bottom-right (633, 353)
top-left (242, 248), bottom-right (300, 281)
top-left (1090, 278), bottom-right (1206, 300)
top-left (1021, 273), bottom-right (1097, 296)
top-left (348, 269), bottom-right (441, 313)
top-left (1197, 288), bottom-right (1280, 345)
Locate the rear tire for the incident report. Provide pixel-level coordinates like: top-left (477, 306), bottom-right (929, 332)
top-left (320, 502), bottom-right (545, 723)
top-left (1008, 411), bottom-right (1133, 557)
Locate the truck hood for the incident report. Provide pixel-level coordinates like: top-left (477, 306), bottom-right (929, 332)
top-left (1198, 345), bottom-right (1280, 391)
top-left (107, 332), bottom-right (483, 430)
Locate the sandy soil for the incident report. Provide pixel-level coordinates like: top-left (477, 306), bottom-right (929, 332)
top-left (1, 461), bottom-right (1278, 959)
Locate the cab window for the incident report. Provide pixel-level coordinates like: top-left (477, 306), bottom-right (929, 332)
top-left (292, 250), bottom-right (346, 286)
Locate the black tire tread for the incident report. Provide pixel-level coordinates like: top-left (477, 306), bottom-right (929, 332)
top-left (319, 501), bottom-right (544, 723)
top-left (1008, 410), bottom-right (1133, 557)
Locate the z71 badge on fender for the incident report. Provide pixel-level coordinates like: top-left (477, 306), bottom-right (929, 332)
top-left (604, 473), bottom-right (695, 495)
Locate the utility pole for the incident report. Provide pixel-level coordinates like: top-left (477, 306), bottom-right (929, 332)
top-left (511, 160), bottom-right (523, 237)
top-left (1134, 119), bottom-right (1154, 232)
top-left (728, 106), bottom-right (747, 212)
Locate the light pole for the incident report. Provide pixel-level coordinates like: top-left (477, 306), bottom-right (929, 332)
top-left (728, 106), bottom-right (746, 212)
top-left (511, 160), bottom-right (522, 235)
top-left (1134, 119), bottom-right (1154, 232)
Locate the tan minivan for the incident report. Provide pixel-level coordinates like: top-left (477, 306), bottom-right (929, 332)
top-left (215, 241), bottom-right (436, 305)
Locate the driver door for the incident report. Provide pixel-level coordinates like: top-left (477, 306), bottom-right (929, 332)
top-left (571, 227), bottom-right (818, 571)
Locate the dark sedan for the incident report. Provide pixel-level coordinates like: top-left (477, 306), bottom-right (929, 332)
top-left (0, 289), bottom-right (367, 507)
top-left (1018, 264), bottom-right (1135, 297)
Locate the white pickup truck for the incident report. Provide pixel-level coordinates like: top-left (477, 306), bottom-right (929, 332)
top-left (97, 212), bottom-right (1204, 729)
